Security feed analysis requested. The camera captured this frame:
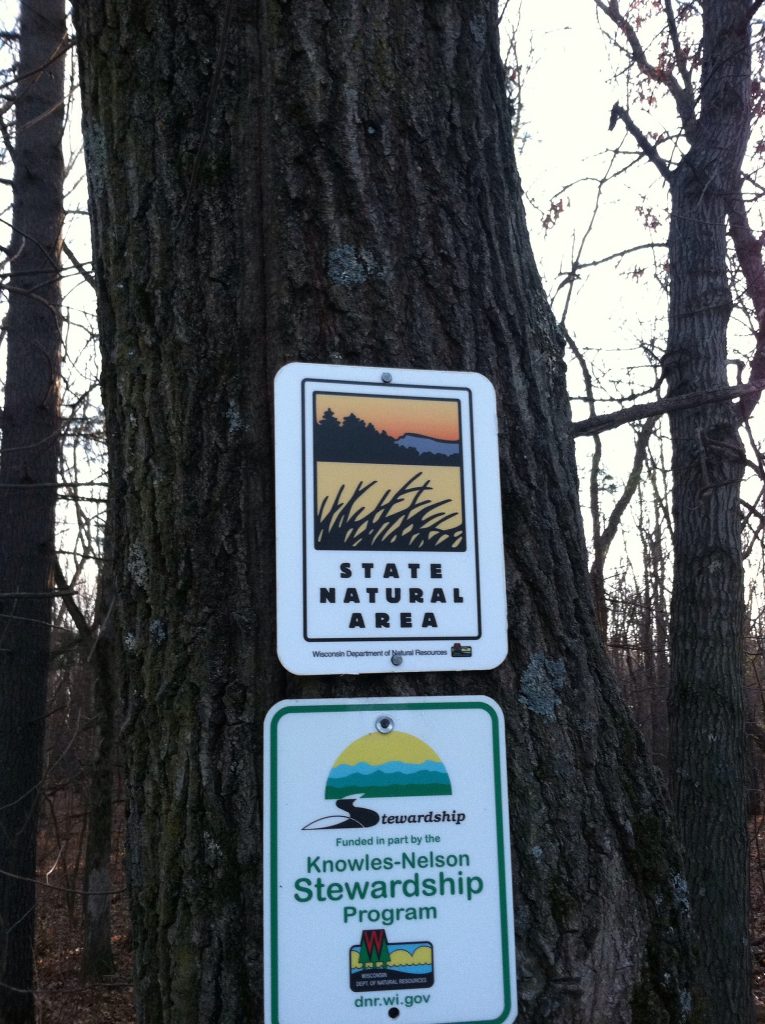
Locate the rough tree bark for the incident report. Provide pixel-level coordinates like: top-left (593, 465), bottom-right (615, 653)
top-left (0, 1), bottom-right (65, 1020)
top-left (74, 2), bottom-right (700, 1022)
top-left (664, 4), bottom-right (753, 1021)
top-left (590, 1), bottom-right (757, 1016)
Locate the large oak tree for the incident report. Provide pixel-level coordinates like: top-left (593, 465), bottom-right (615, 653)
top-left (74, 2), bottom-right (699, 1021)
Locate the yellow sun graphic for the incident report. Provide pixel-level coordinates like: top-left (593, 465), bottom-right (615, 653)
top-left (332, 731), bottom-right (443, 768)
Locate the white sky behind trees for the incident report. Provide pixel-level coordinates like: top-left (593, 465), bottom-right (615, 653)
top-left (515, 0), bottom-right (674, 402)
top-left (510, 1), bottom-right (765, 602)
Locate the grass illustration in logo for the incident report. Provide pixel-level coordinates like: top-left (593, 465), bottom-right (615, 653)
top-left (326, 730), bottom-right (452, 800)
top-left (314, 393), bottom-right (465, 551)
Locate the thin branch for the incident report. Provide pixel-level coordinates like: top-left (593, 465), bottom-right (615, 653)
top-left (17, 97), bottom-right (64, 132)
top-left (556, 242), bottom-right (667, 286)
top-left (0, 710), bottom-right (82, 813)
top-left (0, 426), bottom-right (61, 454)
top-left (742, 499), bottom-right (765, 528)
top-left (53, 560), bottom-right (92, 638)
top-left (595, 0), bottom-right (696, 133)
top-left (87, 593), bottom-right (115, 664)
top-left (61, 240), bottom-right (95, 288)
top-left (0, 36), bottom-right (72, 94)
top-left (572, 380), bottom-right (765, 435)
top-left (0, 111), bottom-right (13, 159)
top-left (598, 416), bottom-right (659, 558)
top-left (0, 481), bottom-right (105, 488)
top-left (556, 150), bottom-right (621, 319)
top-left (609, 103), bottom-right (673, 183)
top-left (0, 865), bottom-right (125, 897)
top-left (664, 0), bottom-right (694, 96)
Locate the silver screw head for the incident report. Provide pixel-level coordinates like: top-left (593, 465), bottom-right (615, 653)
top-left (381, 371), bottom-right (393, 383)
top-left (376, 714), bottom-right (395, 734)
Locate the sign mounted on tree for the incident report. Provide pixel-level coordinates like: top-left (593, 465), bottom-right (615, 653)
top-left (263, 696), bottom-right (517, 1024)
top-left (274, 363), bottom-right (507, 675)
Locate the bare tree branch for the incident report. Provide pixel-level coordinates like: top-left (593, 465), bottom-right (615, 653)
top-left (590, 417), bottom-right (658, 635)
top-left (53, 559), bottom-right (92, 639)
top-left (555, 242), bottom-right (667, 288)
top-left (572, 379), bottom-right (765, 435)
top-left (61, 240), bottom-right (95, 288)
top-left (595, 0), bottom-right (696, 132)
top-left (609, 103), bottom-right (673, 183)
top-left (664, 0), bottom-right (694, 96)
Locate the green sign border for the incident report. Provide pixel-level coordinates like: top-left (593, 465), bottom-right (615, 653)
top-left (266, 698), bottom-right (514, 1024)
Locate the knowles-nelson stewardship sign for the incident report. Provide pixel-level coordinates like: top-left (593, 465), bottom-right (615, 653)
top-left (274, 363), bottom-right (507, 675)
top-left (263, 697), bottom-right (517, 1024)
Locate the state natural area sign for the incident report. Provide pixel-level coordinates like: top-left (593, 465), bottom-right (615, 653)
top-left (274, 363), bottom-right (507, 675)
top-left (263, 697), bottom-right (517, 1024)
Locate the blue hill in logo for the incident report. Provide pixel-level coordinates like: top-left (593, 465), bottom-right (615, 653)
top-left (304, 730), bottom-right (453, 830)
top-left (326, 759), bottom-right (451, 800)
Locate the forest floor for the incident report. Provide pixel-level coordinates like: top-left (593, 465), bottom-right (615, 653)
top-left (36, 890), bottom-right (133, 1024)
top-left (35, 801), bottom-right (134, 1024)
top-left (33, 812), bottom-right (765, 1022)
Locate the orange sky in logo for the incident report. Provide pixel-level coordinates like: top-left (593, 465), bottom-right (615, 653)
top-left (315, 393), bottom-right (461, 442)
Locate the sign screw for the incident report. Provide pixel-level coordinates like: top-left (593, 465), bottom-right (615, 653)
top-left (376, 715), bottom-right (395, 734)
top-left (381, 371), bottom-right (393, 383)
top-left (390, 653), bottom-right (403, 667)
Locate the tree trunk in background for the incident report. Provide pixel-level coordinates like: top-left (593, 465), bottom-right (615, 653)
top-left (665, 3), bottom-right (752, 1022)
top-left (82, 538), bottom-right (117, 978)
top-left (0, 1), bottom-right (65, 1020)
top-left (74, 2), bottom-right (699, 1021)
top-left (648, 523), bottom-right (670, 778)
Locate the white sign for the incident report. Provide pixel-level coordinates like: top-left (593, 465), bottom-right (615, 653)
top-left (274, 363), bottom-right (507, 675)
top-left (263, 696), bottom-right (517, 1024)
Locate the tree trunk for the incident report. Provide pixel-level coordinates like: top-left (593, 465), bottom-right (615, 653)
top-left (82, 543), bottom-right (117, 978)
top-left (74, 2), bottom-right (699, 1021)
top-left (665, 3), bottom-right (753, 1022)
top-left (0, 2), bottom-right (65, 1020)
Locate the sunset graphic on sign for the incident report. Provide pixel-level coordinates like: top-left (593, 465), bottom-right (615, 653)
top-left (325, 729), bottom-right (453, 800)
top-left (313, 392), bottom-right (465, 551)
top-left (317, 394), bottom-right (460, 444)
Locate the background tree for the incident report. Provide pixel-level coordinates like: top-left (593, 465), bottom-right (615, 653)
top-left (0, 0), bottom-right (66, 1019)
top-left (74, 2), bottom-right (699, 1022)
top-left (663, 8), bottom-right (753, 1019)
top-left (553, 3), bottom-right (761, 1019)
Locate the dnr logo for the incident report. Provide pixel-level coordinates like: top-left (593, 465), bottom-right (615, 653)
top-left (451, 642), bottom-right (472, 658)
top-left (350, 929), bottom-right (434, 992)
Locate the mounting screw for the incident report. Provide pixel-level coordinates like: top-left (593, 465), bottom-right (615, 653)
top-left (391, 653), bottom-right (403, 666)
top-left (381, 371), bottom-right (393, 383)
top-left (376, 715), bottom-right (395, 734)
